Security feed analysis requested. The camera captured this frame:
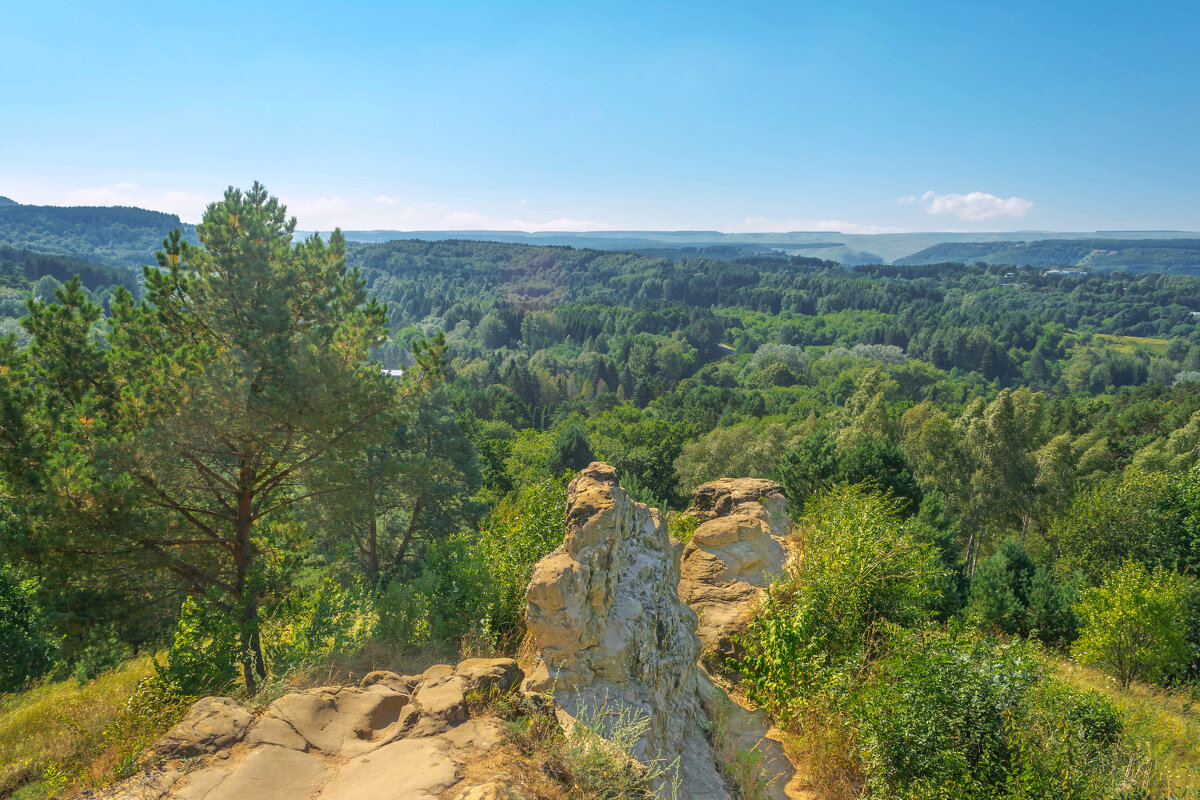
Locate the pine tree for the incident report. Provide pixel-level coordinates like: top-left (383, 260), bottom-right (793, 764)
top-left (102, 184), bottom-right (398, 692)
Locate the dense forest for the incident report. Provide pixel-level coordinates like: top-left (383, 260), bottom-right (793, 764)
top-left (2, 190), bottom-right (1200, 798)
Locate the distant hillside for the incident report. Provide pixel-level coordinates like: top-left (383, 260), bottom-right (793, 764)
top-left (319, 228), bottom-right (1199, 265)
top-left (0, 201), bottom-right (196, 267)
top-left (895, 238), bottom-right (1200, 273)
top-left (0, 244), bottom-right (139, 293)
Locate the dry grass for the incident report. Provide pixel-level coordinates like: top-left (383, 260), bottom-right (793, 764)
top-left (1070, 332), bottom-right (1170, 356)
top-left (782, 711), bottom-right (864, 800)
top-left (0, 657), bottom-right (157, 798)
top-left (706, 692), bottom-right (771, 800)
top-left (1055, 659), bottom-right (1200, 794)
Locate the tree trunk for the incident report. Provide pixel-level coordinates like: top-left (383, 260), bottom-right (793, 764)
top-left (368, 514), bottom-right (379, 583)
top-left (390, 496), bottom-right (425, 575)
top-left (235, 461), bottom-right (266, 693)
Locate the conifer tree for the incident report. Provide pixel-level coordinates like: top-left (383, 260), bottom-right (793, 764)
top-left (101, 183), bottom-right (399, 691)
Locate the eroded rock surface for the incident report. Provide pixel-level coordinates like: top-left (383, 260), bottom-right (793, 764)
top-left (523, 462), bottom-right (728, 799)
top-left (93, 659), bottom-right (522, 800)
top-left (678, 478), bottom-right (790, 656)
top-left (152, 697), bottom-right (252, 759)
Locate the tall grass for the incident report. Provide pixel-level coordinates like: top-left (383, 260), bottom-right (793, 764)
top-left (0, 656), bottom-right (192, 799)
top-left (1056, 659), bottom-right (1200, 794)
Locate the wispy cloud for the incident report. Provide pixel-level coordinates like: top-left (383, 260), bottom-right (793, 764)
top-left (730, 217), bottom-right (906, 235)
top-left (908, 190), bottom-right (1033, 221)
top-left (61, 183), bottom-right (209, 220)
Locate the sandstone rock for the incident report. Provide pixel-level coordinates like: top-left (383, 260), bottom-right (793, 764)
top-left (697, 669), bottom-right (801, 800)
top-left (359, 669), bottom-right (418, 693)
top-left (152, 697), bottom-right (251, 759)
top-left (456, 657), bottom-right (523, 695)
top-left (242, 714), bottom-right (308, 751)
top-left (688, 478), bottom-right (788, 522)
top-left (254, 682), bottom-right (409, 756)
top-left (678, 478), bottom-right (790, 656)
top-left (88, 768), bottom-right (182, 800)
top-left (441, 716), bottom-right (507, 754)
top-left (405, 673), bottom-right (469, 736)
top-left (315, 736), bottom-right (461, 800)
top-left (190, 745), bottom-right (328, 800)
top-left (524, 462), bottom-right (729, 800)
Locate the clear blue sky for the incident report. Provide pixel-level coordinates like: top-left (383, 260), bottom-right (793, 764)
top-left (2, 1), bottom-right (1196, 232)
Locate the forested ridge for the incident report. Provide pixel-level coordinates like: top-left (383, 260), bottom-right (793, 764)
top-left (2, 190), bottom-right (1200, 798)
top-left (0, 201), bottom-right (196, 267)
top-left (896, 237), bottom-right (1200, 273)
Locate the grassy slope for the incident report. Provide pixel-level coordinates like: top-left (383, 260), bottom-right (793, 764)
top-left (1056, 659), bottom-right (1200, 793)
top-left (0, 657), bottom-right (164, 799)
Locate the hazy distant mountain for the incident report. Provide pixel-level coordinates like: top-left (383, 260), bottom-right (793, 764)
top-left (894, 238), bottom-right (1200, 273)
top-left (323, 228), bottom-right (1198, 267)
top-left (2, 195), bottom-right (1196, 273)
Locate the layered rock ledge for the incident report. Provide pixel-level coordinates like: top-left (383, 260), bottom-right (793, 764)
top-left (678, 477), bottom-right (791, 657)
top-left (95, 658), bottom-right (523, 800)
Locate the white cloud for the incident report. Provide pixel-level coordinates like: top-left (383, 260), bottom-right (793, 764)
top-left (60, 182), bottom-right (209, 220)
top-left (915, 190), bottom-right (1033, 221)
top-left (896, 195), bottom-right (918, 204)
top-left (730, 217), bottom-right (906, 235)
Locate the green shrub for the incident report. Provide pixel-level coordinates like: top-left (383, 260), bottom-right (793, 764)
top-left (70, 625), bottom-right (131, 684)
top-left (734, 485), bottom-right (943, 717)
top-left (0, 570), bottom-right (54, 691)
top-left (475, 476), bottom-right (567, 639)
top-left (1073, 560), bottom-right (1194, 688)
top-left (667, 511), bottom-right (700, 543)
top-left (968, 540), bottom-right (1076, 645)
top-left (264, 579), bottom-right (375, 676)
top-left (854, 630), bottom-right (1129, 799)
top-left (153, 595), bottom-right (239, 696)
top-left (854, 629), bottom-right (1042, 796)
top-left (1003, 681), bottom-right (1128, 800)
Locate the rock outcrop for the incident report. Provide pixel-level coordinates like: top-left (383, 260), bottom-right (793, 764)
top-left (523, 462), bottom-right (728, 799)
top-left (95, 659), bottom-right (523, 800)
top-left (152, 697), bottom-right (252, 759)
top-left (102, 468), bottom-right (805, 800)
top-left (678, 478), bottom-right (790, 656)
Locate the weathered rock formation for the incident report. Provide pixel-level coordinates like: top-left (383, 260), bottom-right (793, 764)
top-left (104, 468), bottom-right (806, 800)
top-left (96, 659), bottom-right (523, 800)
top-left (523, 462), bottom-right (729, 799)
top-left (677, 478), bottom-right (790, 657)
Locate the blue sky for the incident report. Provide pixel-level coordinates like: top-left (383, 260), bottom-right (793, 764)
top-left (2, 1), bottom-right (1196, 232)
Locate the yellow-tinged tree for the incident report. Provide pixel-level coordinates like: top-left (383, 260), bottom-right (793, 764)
top-left (1072, 560), bottom-right (1193, 688)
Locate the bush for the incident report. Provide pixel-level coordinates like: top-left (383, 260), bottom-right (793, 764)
top-left (854, 630), bottom-right (1128, 799)
top-left (475, 476), bottom-right (568, 639)
top-left (1072, 560), bottom-right (1194, 688)
top-left (969, 540), bottom-right (1076, 645)
top-left (0, 569), bottom-right (54, 692)
top-left (154, 595), bottom-right (239, 696)
top-left (1002, 680), bottom-right (1128, 800)
top-left (854, 630), bottom-right (1042, 796)
top-left (264, 580), bottom-right (375, 677)
top-left (735, 485), bottom-right (943, 716)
